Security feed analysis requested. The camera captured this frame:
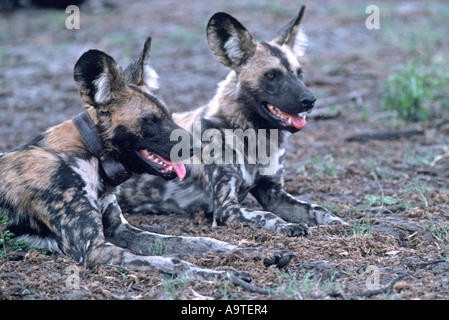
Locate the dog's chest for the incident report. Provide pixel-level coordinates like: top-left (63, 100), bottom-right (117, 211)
top-left (238, 147), bottom-right (285, 191)
top-left (70, 158), bottom-right (101, 196)
top-left (239, 163), bottom-right (259, 187)
top-left (69, 157), bottom-right (116, 212)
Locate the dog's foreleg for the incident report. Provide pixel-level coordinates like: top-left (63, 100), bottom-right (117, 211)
top-left (84, 239), bottom-right (238, 282)
top-left (56, 202), bottom-right (234, 282)
top-left (113, 223), bottom-right (239, 256)
top-left (211, 174), bottom-right (311, 237)
top-left (250, 180), bottom-right (346, 226)
top-left (102, 195), bottom-right (238, 255)
top-left (103, 195), bottom-right (295, 267)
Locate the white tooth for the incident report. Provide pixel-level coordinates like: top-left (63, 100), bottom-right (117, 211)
top-left (288, 118), bottom-right (292, 124)
top-left (142, 150), bottom-right (149, 156)
top-left (168, 166), bottom-right (173, 171)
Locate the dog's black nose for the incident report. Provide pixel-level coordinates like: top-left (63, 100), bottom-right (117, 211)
top-left (300, 95), bottom-right (316, 110)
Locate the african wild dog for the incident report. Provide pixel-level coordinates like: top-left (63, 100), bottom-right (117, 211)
top-left (0, 38), bottom-right (294, 282)
top-left (118, 6), bottom-right (345, 236)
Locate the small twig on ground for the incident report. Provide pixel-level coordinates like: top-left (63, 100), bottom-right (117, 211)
top-left (353, 275), bottom-right (405, 298)
top-left (431, 152), bottom-right (449, 167)
top-left (309, 108), bottom-right (341, 120)
top-left (364, 206), bottom-right (399, 214)
top-left (314, 88), bottom-right (371, 108)
top-left (418, 258), bottom-right (448, 266)
top-left (329, 275), bottom-right (406, 299)
top-left (107, 263), bottom-right (134, 273)
top-left (345, 129), bottom-right (425, 143)
top-left (228, 273), bottom-right (270, 295)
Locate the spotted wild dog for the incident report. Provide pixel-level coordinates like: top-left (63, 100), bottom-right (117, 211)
top-left (118, 6), bottom-right (345, 237)
top-left (0, 38), bottom-right (294, 283)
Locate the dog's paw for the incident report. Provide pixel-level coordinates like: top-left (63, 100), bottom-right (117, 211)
top-left (263, 249), bottom-right (296, 268)
top-left (279, 222), bottom-right (311, 237)
top-left (311, 204), bottom-right (347, 226)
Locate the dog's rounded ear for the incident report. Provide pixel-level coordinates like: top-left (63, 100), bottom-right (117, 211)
top-left (74, 49), bottom-right (127, 107)
top-left (124, 37), bottom-right (159, 90)
top-left (206, 12), bottom-right (256, 71)
top-left (273, 5), bottom-right (308, 58)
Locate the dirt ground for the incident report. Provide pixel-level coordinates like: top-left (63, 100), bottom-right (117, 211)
top-left (1, 0), bottom-right (449, 300)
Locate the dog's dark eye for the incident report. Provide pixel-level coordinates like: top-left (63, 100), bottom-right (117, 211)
top-left (297, 68), bottom-right (304, 79)
top-left (265, 71), bottom-right (276, 80)
top-left (142, 113), bottom-right (156, 124)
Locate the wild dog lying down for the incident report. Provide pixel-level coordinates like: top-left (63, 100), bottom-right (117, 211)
top-left (0, 38), bottom-right (294, 283)
top-left (118, 6), bottom-right (345, 237)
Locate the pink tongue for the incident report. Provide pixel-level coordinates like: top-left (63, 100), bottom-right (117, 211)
top-left (290, 115), bottom-right (306, 130)
top-left (170, 161), bottom-right (186, 180)
top-left (140, 150), bottom-right (186, 180)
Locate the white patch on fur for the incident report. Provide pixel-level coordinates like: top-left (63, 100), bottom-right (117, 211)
top-left (207, 71), bottom-right (239, 116)
top-left (93, 73), bottom-right (112, 104)
top-left (291, 28), bottom-right (308, 58)
top-left (85, 240), bottom-right (91, 252)
top-left (99, 194), bottom-right (117, 212)
top-left (119, 213), bottom-right (129, 225)
top-left (240, 164), bottom-right (257, 186)
top-left (283, 46), bottom-right (301, 71)
top-left (240, 208), bottom-right (278, 231)
top-left (279, 147), bottom-right (285, 157)
top-left (143, 65), bottom-right (159, 90)
top-left (71, 158), bottom-right (101, 210)
top-left (99, 193), bottom-right (129, 225)
top-left (224, 35), bottom-right (244, 63)
top-left (229, 177), bottom-right (237, 197)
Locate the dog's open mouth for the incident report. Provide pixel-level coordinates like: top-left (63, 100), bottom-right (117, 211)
top-left (138, 150), bottom-right (186, 180)
top-left (263, 103), bottom-right (307, 130)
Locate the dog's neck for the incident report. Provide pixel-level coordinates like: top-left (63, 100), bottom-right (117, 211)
top-left (205, 72), bottom-right (288, 146)
top-left (73, 109), bottom-right (131, 187)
